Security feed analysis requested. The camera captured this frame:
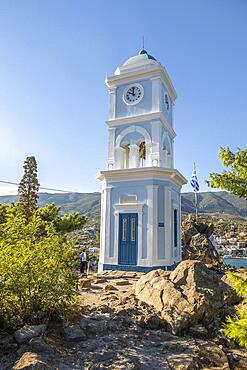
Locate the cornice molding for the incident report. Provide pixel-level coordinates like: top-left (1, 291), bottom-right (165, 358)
top-left (106, 111), bottom-right (176, 140)
top-left (106, 64), bottom-right (177, 102)
top-left (96, 167), bottom-right (187, 187)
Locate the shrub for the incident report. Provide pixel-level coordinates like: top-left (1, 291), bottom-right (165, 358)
top-left (224, 271), bottom-right (247, 347)
top-left (0, 209), bottom-right (78, 328)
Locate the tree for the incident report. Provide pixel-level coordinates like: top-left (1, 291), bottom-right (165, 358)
top-left (18, 156), bottom-right (40, 220)
top-left (37, 203), bottom-right (87, 233)
top-left (206, 147), bottom-right (247, 199)
top-left (206, 146), bottom-right (247, 347)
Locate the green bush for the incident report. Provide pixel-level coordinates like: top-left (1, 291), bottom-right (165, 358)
top-left (224, 271), bottom-right (247, 347)
top-left (0, 208), bottom-right (78, 328)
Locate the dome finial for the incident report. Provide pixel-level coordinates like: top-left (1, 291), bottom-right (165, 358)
top-left (139, 35), bottom-right (148, 55)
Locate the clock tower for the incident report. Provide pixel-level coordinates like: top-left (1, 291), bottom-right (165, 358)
top-left (97, 49), bottom-right (187, 272)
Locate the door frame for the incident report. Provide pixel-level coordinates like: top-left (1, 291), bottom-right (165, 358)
top-left (113, 203), bottom-right (144, 266)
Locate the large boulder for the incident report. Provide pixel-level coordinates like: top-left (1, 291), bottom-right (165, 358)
top-left (182, 217), bottom-right (220, 264)
top-left (135, 260), bottom-right (234, 334)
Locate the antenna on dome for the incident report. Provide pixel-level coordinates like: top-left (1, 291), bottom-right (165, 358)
top-left (142, 35), bottom-right (145, 50)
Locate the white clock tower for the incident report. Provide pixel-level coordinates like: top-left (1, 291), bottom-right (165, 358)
top-left (97, 49), bottom-right (187, 272)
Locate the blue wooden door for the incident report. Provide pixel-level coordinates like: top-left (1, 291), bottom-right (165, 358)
top-left (119, 213), bottom-right (138, 265)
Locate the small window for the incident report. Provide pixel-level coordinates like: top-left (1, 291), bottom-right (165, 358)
top-left (165, 93), bottom-right (170, 111)
top-left (174, 209), bottom-right (178, 248)
top-left (122, 218), bottom-right (127, 241)
top-left (131, 217), bottom-right (136, 241)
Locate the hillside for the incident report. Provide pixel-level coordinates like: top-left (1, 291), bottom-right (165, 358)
top-left (0, 191), bottom-right (246, 219)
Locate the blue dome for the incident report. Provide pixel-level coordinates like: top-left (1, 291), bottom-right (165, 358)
top-left (123, 49), bottom-right (157, 66)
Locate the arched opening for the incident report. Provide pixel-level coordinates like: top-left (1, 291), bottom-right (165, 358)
top-left (162, 133), bottom-right (172, 168)
top-left (115, 126), bottom-right (151, 169)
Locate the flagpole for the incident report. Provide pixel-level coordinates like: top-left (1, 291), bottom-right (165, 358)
top-left (194, 190), bottom-right (198, 221)
top-left (190, 162), bottom-right (199, 222)
top-left (193, 162), bottom-right (198, 221)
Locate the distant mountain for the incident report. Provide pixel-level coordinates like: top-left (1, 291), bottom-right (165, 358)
top-left (181, 191), bottom-right (247, 217)
top-left (0, 191), bottom-right (246, 219)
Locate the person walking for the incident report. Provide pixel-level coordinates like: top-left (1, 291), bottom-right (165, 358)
top-left (79, 251), bottom-right (87, 275)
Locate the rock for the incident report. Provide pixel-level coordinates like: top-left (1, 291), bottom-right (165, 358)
top-left (182, 217), bottom-right (220, 264)
top-left (87, 320), bottom-right (107, 335)
top-left (99, 305), bottom-right (113, 314)
top-left (86, 352), bottom-right (142, 370)
top-left (135, 269), bottom-right (170, 312)
top-left (197, 341), bottom-right (230, 369)
top-left (188, 324), bottom-right (208, 338)
top-left (62, 326), bottom-right (86, 341)
top-left (135, 260), bottom-right (234, 334)
top-left (0, 332), bottom-right (18, 354)
top-left (14, 325), bottom-right (47, 344)
top-left (103, 284), bottom-right (118, 291)
top-left (221, 274), bottom-right (240, 305)
top-left (29, 337), bottom-right (54, 353)
top-left (143, 315), bottom-right (166, 330)
top-left (78, 278), bottom-right (91, 288)
top-left (227, 348), bottom-right (247, 370)
top-left (114, 280), bottom-right (131, 286)
top-left (166, 353), bottom-right (197, 369)
top-left (79, 317), bottom-right (107, 336)
top-left (12, 352), bottom-right (49, 369)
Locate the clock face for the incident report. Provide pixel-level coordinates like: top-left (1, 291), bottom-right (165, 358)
top-left (123, 84), bottom-right (144, 105)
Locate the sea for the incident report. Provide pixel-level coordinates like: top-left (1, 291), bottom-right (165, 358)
top-left (223, 258), bottom-right (247, 270)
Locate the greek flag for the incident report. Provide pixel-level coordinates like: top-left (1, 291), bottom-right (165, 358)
top-left (190, 164), bottom-right (199, 192)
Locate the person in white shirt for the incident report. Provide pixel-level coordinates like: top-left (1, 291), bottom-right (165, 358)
top-left (79, 251), bottom-right (87, 275)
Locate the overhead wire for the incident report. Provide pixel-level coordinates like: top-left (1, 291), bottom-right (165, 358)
top-left (0, 180), bottom-right (71, 193)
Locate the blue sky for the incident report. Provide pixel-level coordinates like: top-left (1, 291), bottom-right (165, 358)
top-left (0, 0), bottom-right (246, 195)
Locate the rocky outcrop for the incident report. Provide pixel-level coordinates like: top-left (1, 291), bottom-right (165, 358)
top-left (182, 216), bottom-right (220, 264)
top-left (135, 260), bottom-right (234, 334)
top-left (1, 269), bottom-right (246, 370)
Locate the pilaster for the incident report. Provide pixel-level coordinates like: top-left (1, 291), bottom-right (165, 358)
top-left (129, 144), bottom-right (139, 168)
top-left (151, 120), bottom-right (161, 167)
top-left (151, 76), bottom-right (161, 112)
top-left (147, 185), bottom-right (159, 264)
top-left (100, 186), bottom-right (112, 264)
top-left (108, 86), bottom-right (117, 120)
top-left (114, 147), bottom-right (125, 169)
top-left (107, 127), bottom-right (116, 169)
top-left (164, 187), bottom-right (172, 264)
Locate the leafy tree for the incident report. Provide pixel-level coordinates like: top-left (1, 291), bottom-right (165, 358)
top-left (54, 212), bottom-right (87, 233)
top-left (0, 208), bottom-right (77, 327)
top-left (37, 203), bottom-right (87, 233)
top-left (206, 147), bottom-right (247, 199)
top-left (37, 203), bottom-right (60, 222)
top-left (207, 146), bottom-right (247, 346)
top-left (224, 271), bottom-right (247, 347)
top-left (18, 156), bottom-right (40, 220)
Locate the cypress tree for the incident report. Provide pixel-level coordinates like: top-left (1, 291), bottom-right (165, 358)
top-left (18, 156), bottom-right (40, 220)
